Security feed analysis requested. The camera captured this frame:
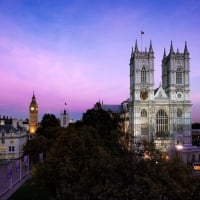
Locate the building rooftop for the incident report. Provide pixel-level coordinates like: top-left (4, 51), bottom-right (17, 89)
top-left (101, 104), bottom-right (123, 113)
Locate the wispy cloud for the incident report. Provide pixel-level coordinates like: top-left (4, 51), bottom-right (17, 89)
top-left (0, 0), bottom-right (200, 121)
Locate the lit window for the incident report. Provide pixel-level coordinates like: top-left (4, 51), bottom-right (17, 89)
top-left (10, 133), bottom-right (14, 144)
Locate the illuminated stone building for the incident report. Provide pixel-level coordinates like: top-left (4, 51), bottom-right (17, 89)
top-left (0, 117), bottom-right (28, 160)
top-left (60, 109), bottom-right (70, 128)
top-left (99, 40), bottom-right (200, 162)
top-left (29, 93), bottom-right (38, 134)
top-left (129, 40), bottom-right (192, 157)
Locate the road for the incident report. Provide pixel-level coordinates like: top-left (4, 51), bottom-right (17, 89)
top-left (0, 160), bottom-right (30, 200)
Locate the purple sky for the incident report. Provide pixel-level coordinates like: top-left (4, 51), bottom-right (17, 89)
top-left (0, 0), bottom-right (200, 122)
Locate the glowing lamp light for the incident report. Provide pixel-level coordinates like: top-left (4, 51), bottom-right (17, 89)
top-left (30, 127), bottom-right (36, 134)
top-left (176, 144), bottom-right (183, 150)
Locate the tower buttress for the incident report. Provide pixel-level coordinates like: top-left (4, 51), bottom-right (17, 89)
top-left (129, 40), bottom-right (155, 143)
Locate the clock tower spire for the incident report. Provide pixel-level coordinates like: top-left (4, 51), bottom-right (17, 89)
top-left (29, 92), bottom-right (38, 134)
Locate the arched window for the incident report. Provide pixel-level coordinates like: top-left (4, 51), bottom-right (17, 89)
top-left (141, 66), bottom-right (146, 83)
top-left (176, 67), bottom-right (183, 84)
top-left (177, 108), bottom-right (182, 118)
top-left (156, 109), bottom-right (169, 137)
top-left (141, 109), bottom-right (147, 117)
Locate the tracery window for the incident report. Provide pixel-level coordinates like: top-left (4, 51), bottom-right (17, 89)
top-left (156, 109), bottom-right (169, 137)
top-left (141, 66), bottom-right (146, 83)
top-left (141, 109), bottom-right (147, 117)
top-left (177, 108), bottom-right (182, 118)
top-left (176, 67), bottom-right (183, 84)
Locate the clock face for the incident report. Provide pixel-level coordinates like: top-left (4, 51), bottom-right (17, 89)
top-left (30, 107), bottom-right (35, 111)
top-left (176, 92), bottom-right (183, 100)
top-left (140, 89), bottom-right (148, 100)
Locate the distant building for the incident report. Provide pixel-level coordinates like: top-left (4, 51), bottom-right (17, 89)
top-left (60, 109), bottom-right (70, 127)
top-left (29, 93), bottom-right (38, 134)
top-left (100, 100), bottom-right (130, 134)
top-left (0, 117), bottom-right (28, 160)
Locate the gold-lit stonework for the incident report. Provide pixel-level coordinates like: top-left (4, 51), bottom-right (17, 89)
top-left (29, 93), bottom-right (38, 134)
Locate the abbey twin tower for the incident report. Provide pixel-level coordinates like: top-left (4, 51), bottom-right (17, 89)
top-left (129, 40), bottom-right (192, 154)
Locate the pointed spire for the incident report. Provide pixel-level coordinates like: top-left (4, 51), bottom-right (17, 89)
top-left (32, 92), bottom-right (36, 100)
top-left (163, 48), bottom-right (166, 57)
top-left (31, 92), bottom-right (37, 104)
top-left (150, 40), bottom-right (153, 49)
top-left (134, 40), bottom-right (139, 52)
top-left (149, 40), bottom-right (154, 54)
top-left (170, 40), bottom-right (174, 54)
top-left (184, 41), bottom-right (189, 55)
top-left (131, 46), bottom-right (134, 56)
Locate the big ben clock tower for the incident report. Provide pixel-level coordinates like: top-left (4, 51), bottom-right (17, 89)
top-left (29, 93), bottom-right (38, 134)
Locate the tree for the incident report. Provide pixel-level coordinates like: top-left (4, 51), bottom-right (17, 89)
top-left (82, 107), bottom-right (121, 151)
top-left (30, 110), bottom-right (200, 200)
top-left (23, 114), bottom-right (62, 164)
top-left (39, 114), bottom-right (60, 129)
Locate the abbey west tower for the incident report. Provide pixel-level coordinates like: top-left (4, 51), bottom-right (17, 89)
top-left (129, 40), bottom-right (192, 154)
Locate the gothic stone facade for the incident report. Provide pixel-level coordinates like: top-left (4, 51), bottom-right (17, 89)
top-left (129, 40), bottom-right (192, 154)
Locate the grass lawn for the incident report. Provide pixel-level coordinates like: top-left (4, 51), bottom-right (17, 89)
top-left (9, 179), bottom-right (51, 200)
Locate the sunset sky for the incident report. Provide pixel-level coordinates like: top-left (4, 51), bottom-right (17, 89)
top-left (0, 0), bottom-right (200, 122)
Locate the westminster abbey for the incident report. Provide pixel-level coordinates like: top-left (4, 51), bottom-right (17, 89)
top-left (129, 40), bottom-right (192, 155)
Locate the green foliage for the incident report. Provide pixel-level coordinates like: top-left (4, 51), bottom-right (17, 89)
top-left (25, 109), bottom-right (200, 200)
top-left (192, 123), bottom-right (200, 129)
top-left (82, 107), bottom-right (119, 132)
top-left (23, 113), bottom-right (63, 164)
top-left (82, 107), bottom-right (121, 151)
top-left (39, 113), bottom-right (60, 129)
top-left (9, 179), bottom-right (51, 200)
top-left (23, 135), bottom-right (48, 164)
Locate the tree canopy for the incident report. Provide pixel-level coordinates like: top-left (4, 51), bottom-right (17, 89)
top-left (24, 109), bottom-right (200, 200)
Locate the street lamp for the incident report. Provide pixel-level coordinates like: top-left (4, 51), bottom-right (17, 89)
top-left (176, 144), bottom-right (183, 158)
top-left (176, 144), bottom-right (183, 150)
